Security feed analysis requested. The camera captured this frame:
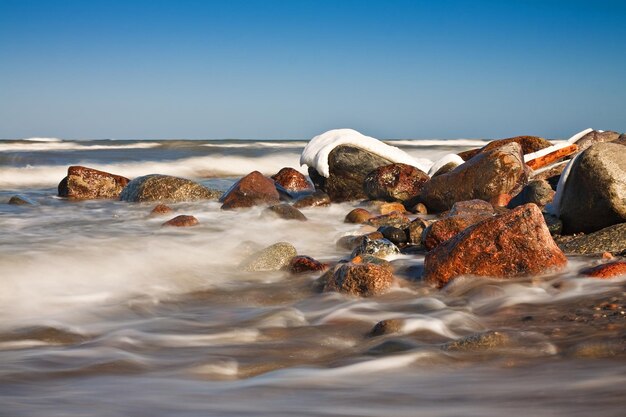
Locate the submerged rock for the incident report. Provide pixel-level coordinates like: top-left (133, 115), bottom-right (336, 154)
top-left (220, 171), bottom-right (280, 210)
top-left (423, 204), bottom-right (567, 288)
top-left (150, 204), bottom-right (174, 216)
top-left (443, 330), bottom-right (512, 352)
top-left (558, 223), bottom-right (626, 255)
top-left (421, 143), bottom-right (529, 212)
top-left (581, 261), bottom-right (626, 279)
top-left (240, 242), bottom-right (297, 272)
top-left (120, 174), bottom-right (220, 203)
top-left (558, 143), bottom-right (626, 234)
top-left (323, 261), bottom-right (394, 297)
top-left (262, 204), bottom-right (307, 221)
top-left (59, 165), bottom-right (130, 200)
top-left (369, 319), bottom-right (404, 337)
top-left (292, 191), bottom-right (331, 208)
top-left (8, 195), bottom-right (37, 205)
top-left (162, 215), bottom-right (199, 227)
top-left (363, 163), bottom-right (429, 203)
top-left (271, 167), bottom-right (313, 192)
top-left (288, 256), bottom-right (328, 274)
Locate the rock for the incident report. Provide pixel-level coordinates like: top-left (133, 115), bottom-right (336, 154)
top-left (8, 195), bottom-right (36, 205)
top-left (558, 143), bottom-right (626, 234)
top-left (292, 191), bottom-right (331, 208)
top-left (574, 130), bottom-right (621, 153)
top-left (407, 202), bottom-right (428, 214)
top-left (507, 179), bottom-right (555, 209)
top-left (363, 163), bottom-right (429, 203)
top-left (443, 330), bottom-right (512, 352)
top-left (162, 215), bottom-right (199, 227)
top-left (58, 166), bottom-right (130, 200)
top-left (336, 232), bottom-right (384, 251)
top-left (120, 174), bottom-right (220, 203)
top-left (423, 213), bottom-right (492, 250)
top-left (323, 261), bottom-right (394, 297)
top-left (378, 226), bottom-right (408, 246)
top-left (421, 143), bottom-right (529, 212)
top-left (407, 218), bottom-right (430, 245)
top-left (581, 261), bottom-right (626, 279)
top-left (262, 204), bottom-right (307, 221)
top-left (458, 136), bottom-right (552, 161)
top-left (558, 223), bottom-right (626, 255)
top-left (220, 171), bottom-right (280, 210)
top-left (240, 242), bottom-right (297, 272)
top-left (271, 167), bottom-right (313, 192)
top-left (369, 319), bottom-right (404, 337)
top-left (543, 213), bottom-right (563, 235)
top-left (365, 212), bottom-right (411, 229)
top-left (351, 237), bottom-right (400, 259)
top-left (344, 208), bottom-right (372, 224)
top-left (448, 199), bottom-right (494, 216)
top-left (378, 202), bottom-right (406, 215)
top-left (320, 145), bottom-right (396, 202)
top-left (424, 204), bottom-right (567, 288)
top-left (431, 161), bottom-right (461, 177)
top-left (532, 162), bottom-right (567, 187)
top-left (150, 204), bottom-right (173, 216)
top-left (288, 256), bottom-right (328, 274)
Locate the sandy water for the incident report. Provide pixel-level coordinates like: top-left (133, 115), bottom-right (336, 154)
top-left (0, 139), bottom-right (624, 416)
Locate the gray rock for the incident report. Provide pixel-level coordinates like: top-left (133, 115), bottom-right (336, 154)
top-left (262, 204), bottom-right (307, 221)
top-left (559, 143), bottom-right (626, 233)
top-left (558, 223), bottom-right (626, 255)
top-left (240, 242), bottom-right (298, 272)
top-left (351, 237), bottom-right (400, 259)
top-left (120, 174), bottom-right (222, 203)
top-left (508, 179), bottom-right (555, 208)
top-left (292, 191), bottom-right (331, 208)
top-left (8, 195), bottom-right (37, 205)
top-left (575, 130), bottom-right (621, 153)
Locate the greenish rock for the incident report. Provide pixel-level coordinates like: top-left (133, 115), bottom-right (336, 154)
top-left (119, 174), bottom-right (222, 203)
top-left (240, 242), bottom-right (298, 272)
top-left (558, 223), bottom-right (626, 255)
top-left (443, 330), bottom-right (512, 352)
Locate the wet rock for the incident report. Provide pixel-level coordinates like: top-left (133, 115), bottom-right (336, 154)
top-left (421, 143), bottom-right (529, 212)
top-left (351, 237), bottom-right (400, 259)
top-left (292, 191), bottom-right (331, 208)
top-left (532, 162), bottom-right (567, 187)
top-left (407, 218), bottom-right (430, 245)
top-left (566, 341), bottom-right (626, 359)
top-left (240, 242), bottom-right (297, 272)
top-left (543, 213), bottom-right (563, 235)
top-left (262, 204), bottom-right (307, 221)
top-left (558, 223), bottom-right (626, 255)
top-left (344, 208), bottom-right (372, 224)
top-left (162, 215), bottom-right (199, 227)
top-left (150, 204), bottom-right (173, 216)
top-left (59, 166), bottom-right (130, 200)
top-left (424, 204), bottom-right (567, 288)
top-left (271, 167), bottom-right (313, 192)
top-left (120, 174), bottom-right (220, 203)
top-left (407, 202), bottom-right (428, 214)
top-left (323, 261), bottom-right (394, 297)
top-left (507, 179), bottom-right (555, 209)
top-left (443, 330), bottom-right (512, 352)
top-left (320, 145), bottom-right (395, 202)
top-left (580, 261), bottom-right (626, 279)
top-left (288, 255), bottom-right (328, 274)
top-left (448, 199), bottom-right (494, 216)
top-left (431, 161), bottom-right (461, 177)
top-left (363, 163), bottom-right (429, 203)
top-left (8, 195), bottom-right (36, 205)
top-left (220, 171), bottom-right (280, 210)
top-left (365, 212), bottom-right (411, 229)
top-left (423, 213), bottom-right (492, 250)
top-left (378, 226), bottom-right (408, 246)
top-left (336, 232), bottom-right (384, 251)
top-left (369, 319), bottom-right (404, 337)
top-left (574, 130), bottom-right (621, 153)
top-left (378, 202), bottom-right (406, 215)
top-left (558, 143), bottom-right (626, 234)
top-left (457, 136), bottom-right (552, 161)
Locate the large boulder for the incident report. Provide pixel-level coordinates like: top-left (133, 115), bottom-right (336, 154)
top-left (220, 171), bottom-right (280, 210)
top-left (421, 143), bottom-right (529, 212)
top-left (558, 143), bottom-right (626, 234)
top-left (558, 223), bottom-right (626, 256)
top-left (58, 166), bottom-right (130, 199)
top-left (120, 174), bottom-right (219, 203)
top-left (574, 130), bottom-right (621, 153)
top-left (363, 163), bottom-right (429, 202)
top-left (458, 136), bottom-right (552, 161)
top-left (423, 204), bottom-right (567, 288)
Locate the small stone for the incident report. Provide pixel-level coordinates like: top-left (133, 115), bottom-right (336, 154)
top-left (8, 195), bottom-right (36, 205)
top-left (323, 261), bottom-right (394, 297)
top-left (409, 202), bottom-right (428, 214)
top-left (378, 226), bottom-right (408, 246)
top-left (271, 167), bottom-right (313, 192)
top-left (443, 330), bottom-right (512, 352)
top-left (240, 242), bottom-right (297, 272)
top-left (162, 215), bottom-right (199, 227)
top-left (407, 218), bottom-right (430, 245)
top-left (336, 232), bottom-right (385, 251)
top-left (150, 204), bottom-right (173, 216)
top-left (262, 204), bottom-right (307, 221)
top-left (369, 319), bottom-right (404, 337)
top-left (365, 212), bottom-right (411, 229)
top-left (378, 202), bottom-right (407, 215)
top-left (581, 261), bottom-right (626, 279)
top-left (345, 208), bottom-right (372, 224)
top-left (292, 191), bottom-right (331, 208)
top-left (288, 256), bottom-right (328, 274)
top-left (508, 179), bottom-right (555, 209)
top-left (351, 237), bottom-right (400, 259)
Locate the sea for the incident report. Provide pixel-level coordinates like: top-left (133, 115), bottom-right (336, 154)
top-left (0, 138), bottom-right (624, 417)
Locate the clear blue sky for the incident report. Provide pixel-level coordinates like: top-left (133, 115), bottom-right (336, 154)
top-left (1, 0), bottom-right (625, 139)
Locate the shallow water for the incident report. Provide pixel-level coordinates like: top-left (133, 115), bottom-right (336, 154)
top-left (0, 139), bottom-right (624, 416)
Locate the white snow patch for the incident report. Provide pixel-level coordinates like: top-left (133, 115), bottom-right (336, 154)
top-left (524, 142), bottom-right (574, 163)
top-left (427, 154), bottom-right (465, 176)
top-left (300, 129), bottom-right (432, 178)
top-left (545, 151), bottom-right (582, 216)
top-left (567, 128), bottom-right (594, 144)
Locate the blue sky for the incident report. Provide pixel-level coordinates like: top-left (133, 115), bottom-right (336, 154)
top-left (0, 0), bottom-right (625, 139)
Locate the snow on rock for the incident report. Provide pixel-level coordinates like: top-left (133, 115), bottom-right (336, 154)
top-left (427, 154), bottom-right (465, 176)
top-left (300, 129), bottom-right (432, 178)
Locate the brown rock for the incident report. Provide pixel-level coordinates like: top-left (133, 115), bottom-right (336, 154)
top-left (262, 203), bottom-right (307, 221)
top-left (448, 199), bottom-right (494, 216)
top-left (120, 175), bottom-right (220, 203)
top-left (288, 256), bottom-right (328, 274)
top-left (407, 202), bottom-right (428, 214)
top-left (378, 202), bottom-right (406, 215)
top-left (345, 208), bottom-right (372, 224)
top-left (336, 232), bottom-right (385, 251)
top-left (575, 130), bottom-right (621, 153)
top-left (407, 218), bottom-right (430, 245)
top-left (423, 204), bottom-right (567, 288)
top-left (271, 168), bottom-right (313, 192)
top-left (363, 163), bottom-right (429, 203)
top-left (369, 319), bottom-right (404, 336)
top-left (162, 215), bottom-right (199, 227)
top-left (292, 191), bottom-right (331, 208)
top-left (150, 204), bottom-right (173, 216)
top-left (323, 262), bottom-right (394, 297)
top-left (421, 143), bottom-right (529, 212)
top-left (581, 262), bottom-right (626, 279)
top-left (58, 166), bottom-right (130, 199)
top-left (423, 213), bottom-right (491, 250)
top-left (365, 212), bottom-right (411, 229)
top-left (458, 136), bottom-right (552, 161)
top-left (220, 171), bottom-right (280, 210)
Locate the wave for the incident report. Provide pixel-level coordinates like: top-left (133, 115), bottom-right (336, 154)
top-left (22, 137), bottom-right (62, 142)
top-left (387, 139), bottom-right (490, 147)
top-left (0, 141), bottom-right (162, 152)
top-left (203, 141), bottom-right (308, 149)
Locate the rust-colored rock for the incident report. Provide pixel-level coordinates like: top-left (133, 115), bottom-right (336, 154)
top-left (323, 261), bottom-right (394, 297)
top-left (220, 171), bottom-right (280, 210)
top-left (581, 262), bottom-right (626, 279)
top-left (424, 204), bottom-right (567, 288)
top-left (162, 215), bottom-right (199, 227)
top-left (288, 256), bottom-right (328, 274)
top-left (345, 208), bottom-right (372, 224)
top-left (58, 166), bottom-right (130, 199)
top-left (458, 136), bottom-right (552, 161)
top-left (271, 167), bottom-right (313, 192)
top-left (424, 214), bottom-right (491, 250)
top-left (379, 202), bottom-right (406, 215)
top-left (363, 163), bottom-right (429, 202)
top-left (150, 204), bottom-right (173, 216)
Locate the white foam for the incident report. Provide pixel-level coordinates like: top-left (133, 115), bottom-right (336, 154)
top-left (427, 154), bottom-right (465, 176)
top-left (0, 141), bottom-right (161, 152)
top-left (22, 137), bottom-right (62, 142)
top-left (389, 139), bottom-right (490, 147)
top-left (300, 129), bottom-right (433, 178)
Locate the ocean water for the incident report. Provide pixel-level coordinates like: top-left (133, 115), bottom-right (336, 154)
top-left (0, 139), bottom-right (624, 416)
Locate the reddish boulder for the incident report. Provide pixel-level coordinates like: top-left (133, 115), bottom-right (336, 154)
top-left (271, 168), bottom-right (313, 192)
top-left (150, 204), bottom-right (173, 216)
top-left (220, 171), bottom-right (280, 210)
top-left (162, 215), bottom-right (199, 227)
top-left (363, 163), bottom-right (429, 203)
top-left (288, 256), bottom-right (328, 274)
top-left (458, 136), bottom-right (552, 161)
top-left (424, 204), bottom-right (567, 288)
top-left (423, 200), bottom-right (494, 250)
top-left (58, 166), bottom-right (130, 199)
top-left (323, 261), bottom-right (394, 297)
top-left (581, 262), bottom-right (626, 279)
